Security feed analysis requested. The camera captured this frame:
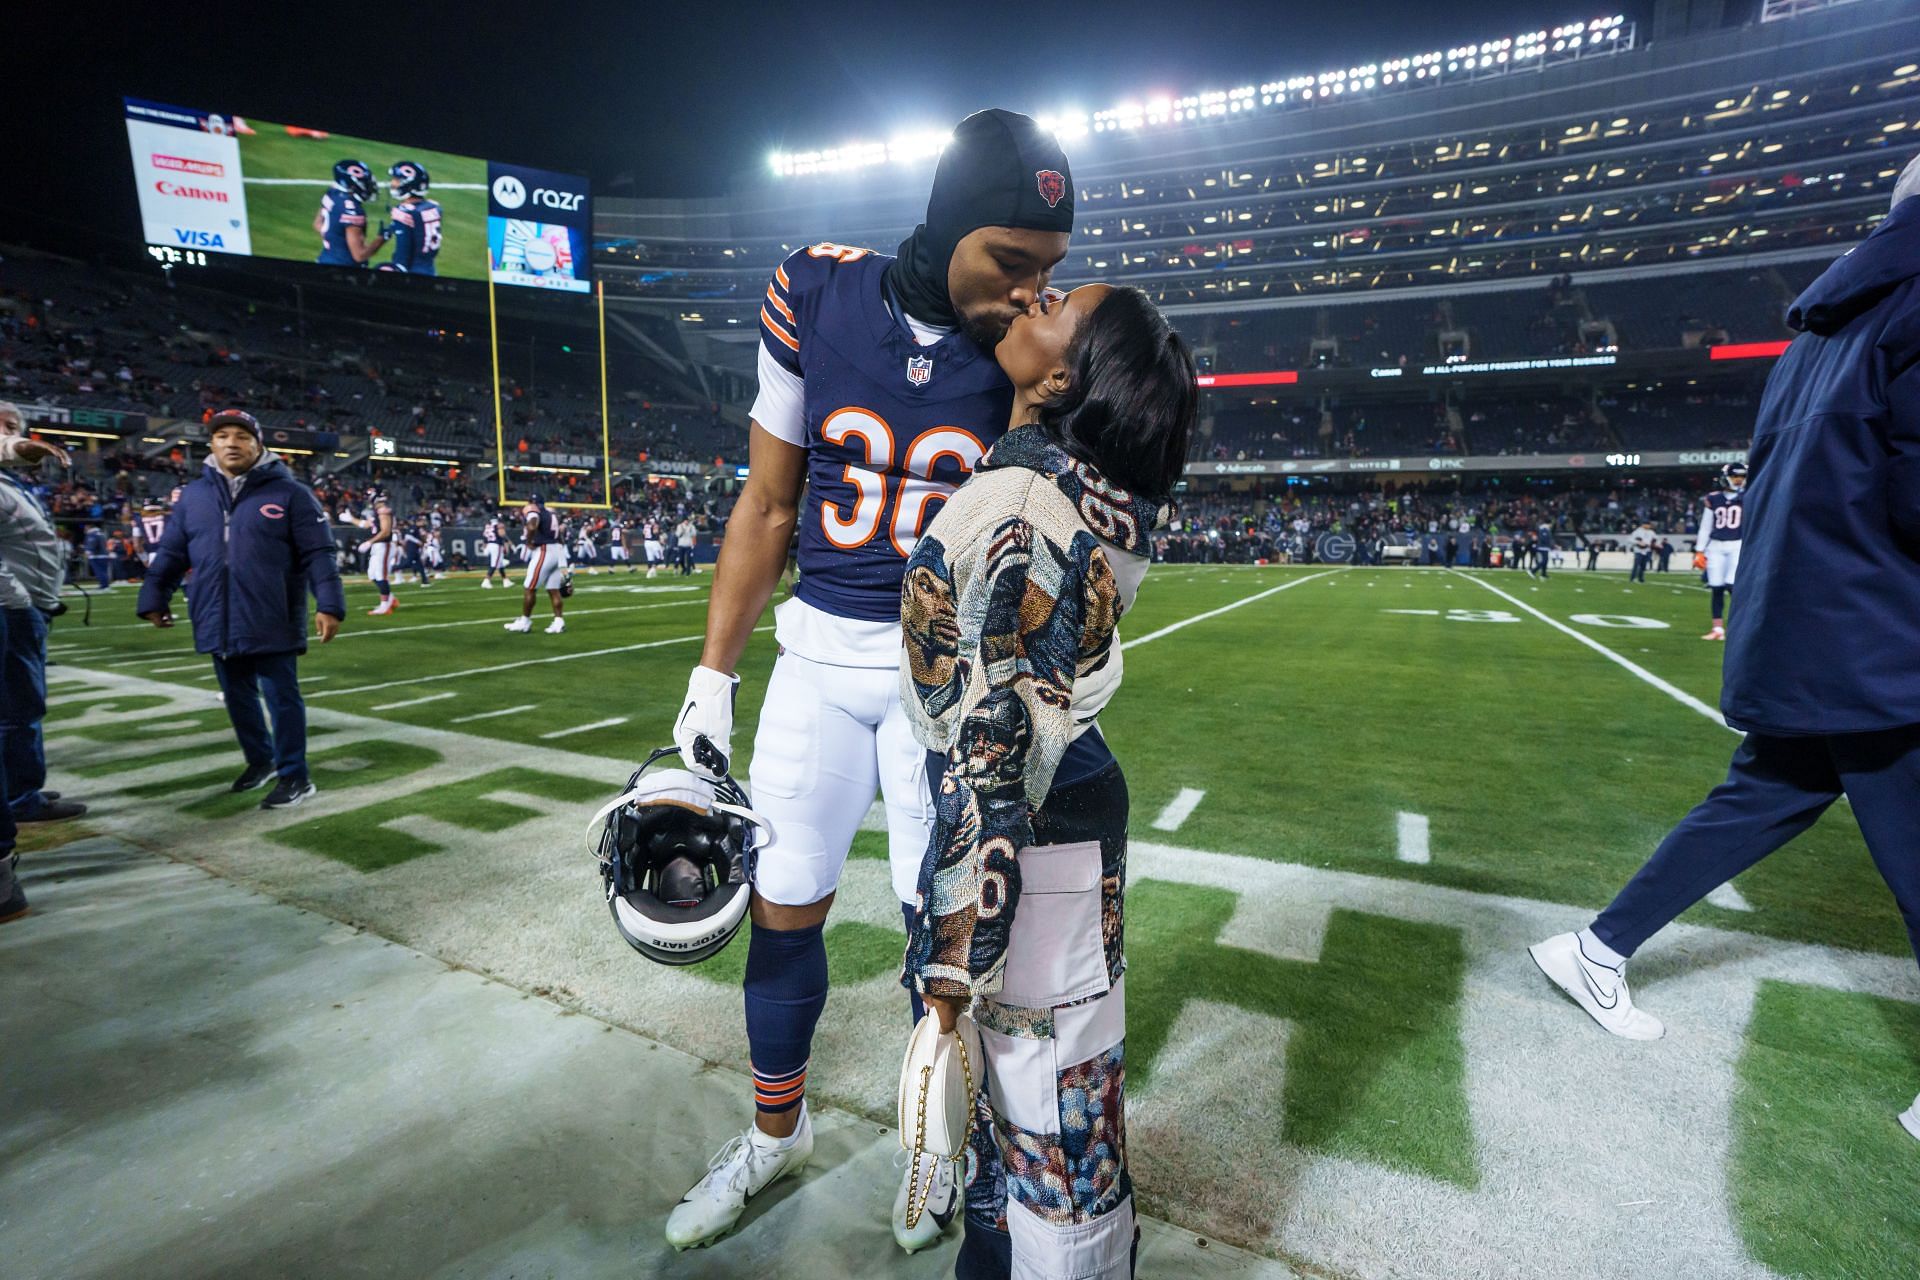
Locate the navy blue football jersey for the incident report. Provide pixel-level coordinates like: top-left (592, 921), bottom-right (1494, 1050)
top-left (1702, 491), bottom-right (1745, 543)
top-left (521, 503), bottom-right (561, 547)
top-left (316, 188), bottom-right (369, 266)
top-left (386, 198), bottom-right (442, 275)
top-left (760, 244), bottom-right (1015, 623)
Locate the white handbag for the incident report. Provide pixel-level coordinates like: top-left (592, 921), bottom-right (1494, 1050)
top-left (896, 1009), bottom-right (983, 1229)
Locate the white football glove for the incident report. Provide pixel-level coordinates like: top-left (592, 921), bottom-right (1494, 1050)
top-left (674, 665), bottom-right (739, 780)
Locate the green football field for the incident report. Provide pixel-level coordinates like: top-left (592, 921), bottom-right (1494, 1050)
top-left (39, 564), bottom-right (1920, 1279)
top-left (235, 124), bottom-right (489, 279)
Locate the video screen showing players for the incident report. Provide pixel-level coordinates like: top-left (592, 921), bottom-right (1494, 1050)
top-left (124, 98), bottom-right (590, 293)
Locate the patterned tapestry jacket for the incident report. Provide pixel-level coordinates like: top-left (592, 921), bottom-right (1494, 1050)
top-left (899, 424), bottom-right (1165, 1002)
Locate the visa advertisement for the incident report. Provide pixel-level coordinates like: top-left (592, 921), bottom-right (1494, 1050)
top-left (124, 98), bottom-right (590, 293)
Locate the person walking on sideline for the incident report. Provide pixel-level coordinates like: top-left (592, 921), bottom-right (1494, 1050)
top-left (1529, 155), bottom-right (1920, 1145)
top-left (136, 410), bottom-right (345, 809)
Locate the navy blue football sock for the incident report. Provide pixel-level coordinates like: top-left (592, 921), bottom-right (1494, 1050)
top-left (1711, 586), bottom-right (1728, 622)
top-left (373, 579), bottom-right (390, 598)
top-left (744, 920), bottom-right (828, 1114)
top-left (902, 901), bottom-right (927, 1026)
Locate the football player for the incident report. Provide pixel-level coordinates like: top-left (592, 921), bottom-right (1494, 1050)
top-left (480, 515), bottom-right (508, 588)
top-left (357, 486), bottom-right (398, 615)
top-left (574, 517), bottom-right (600, 574)
top-left (1695, 462), bottom-right (1746, 640)
top-left (422, 524), bottom-right (443, 580)
top-left (608, 514), bottom-right (632, 571)
top-left (642, 516), bottom-right (665, 578)
top-left (133, 498), bottom-right (169, 570)
top-left (379, 161), bottom-right (442, 276)
top-left (506, 493), bottom-right (568, 634)
top-left (663, 110), bottom-right (1074, 1256)
top-left (314, 160), bottom-right (386, 268)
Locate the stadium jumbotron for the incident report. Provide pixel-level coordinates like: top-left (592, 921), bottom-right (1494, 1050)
top-left (5, 0), bottom-right (1920, 1277)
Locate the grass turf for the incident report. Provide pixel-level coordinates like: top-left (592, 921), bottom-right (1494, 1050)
top-left (235, 124), bottom-right (489, 279)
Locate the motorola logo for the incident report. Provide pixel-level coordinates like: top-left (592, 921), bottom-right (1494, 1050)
top-left (492, 175), bottom-right (527, 209)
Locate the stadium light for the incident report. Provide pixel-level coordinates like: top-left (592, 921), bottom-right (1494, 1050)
top-left (769, 14), bottom-right (1638, 177)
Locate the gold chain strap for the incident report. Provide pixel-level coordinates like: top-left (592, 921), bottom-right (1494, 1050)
top-left (901, 1025), bottom-right (979, 1231)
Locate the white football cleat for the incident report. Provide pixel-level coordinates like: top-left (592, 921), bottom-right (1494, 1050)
top-left (544, 618), bottom-right (565, 634)
top-left (1528, 931), bottom-right (1665, 1041)
top-left (892, 1148), bottom-right (960, 1253)
top-left (1702, 625), bottom-right (1725, 641)
top-left (480, 579), bottom-right (494, 589)
top-left (504, 617), bottom-right (532, 633)
top-left (368, 598), bottom-right (396, 616)
top-left (665, 1107), bottom-right (814, 1251)
top-left (1901, 1094), bottom-right (1920, 1144)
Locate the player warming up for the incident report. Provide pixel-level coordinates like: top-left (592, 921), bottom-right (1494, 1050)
top-left (480, 515), bottom-right (509, 587)
top-left (506, 494), bottom-right (568, 634)
top-left (357, 486), bottom-right (398, 615)
top-left (661, 109), bottom-right (1075, 1255)
top-left (1695, 462), bottom-right (1745, 639)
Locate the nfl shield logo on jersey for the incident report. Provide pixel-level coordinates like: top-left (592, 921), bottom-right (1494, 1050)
top-left (907, 354), bottom-right (933, 386)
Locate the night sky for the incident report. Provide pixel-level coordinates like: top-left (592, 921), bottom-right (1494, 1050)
top-left (11, 0), bottom-right (1662, 254)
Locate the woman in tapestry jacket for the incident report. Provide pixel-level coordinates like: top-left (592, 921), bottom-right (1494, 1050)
top-left (899, 284), bottom-right (1197, 1280)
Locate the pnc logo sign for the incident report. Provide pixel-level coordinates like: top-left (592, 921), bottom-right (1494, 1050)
top-left (492, 175), bottom-right (527, 209)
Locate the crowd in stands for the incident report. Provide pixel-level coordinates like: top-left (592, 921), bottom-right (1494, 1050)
top-left (1156, 481), bottom-right (1712, 564)
top-left (0, 250), bottom-right (746, 466)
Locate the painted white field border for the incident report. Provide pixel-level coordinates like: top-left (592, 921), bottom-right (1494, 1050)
top-left (1152, 788), bottom-right (1206, 831)
top-left (307, 626), bottom-right (772, 700)
top-left (1123, 568), bottom-right (1341, 650)
top-left (1397, 811), bottom-right (1431, 864)
top-left (1706, 881), bottom-right (1755, 912)
top-left (1450, 571), bottom-right (1731, 731)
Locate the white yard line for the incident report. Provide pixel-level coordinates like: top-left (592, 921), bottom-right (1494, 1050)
top-left (1706, 881), bottom-right (1755, 912)
top-left (1152, 788), bottom-right (1207, 832)
top-left (307, 627), bottom-right (770, 699)
top-left (146, 662), bottom-right (210, 675)
top-left (450, 704), bottom-right (538, 724)
top-left (338, 599), bottom-right (703, 639)
top-left (1450, 571), bottom-right (1731, 730)
top-left (1397, 811), bottom-right (1432, 864)
top-left (370, 691), bottom-right (459, 712)
top-left (1123, 569), bottom-right (1341, 650)
top-left (540, 716), bottom-right (628, 739)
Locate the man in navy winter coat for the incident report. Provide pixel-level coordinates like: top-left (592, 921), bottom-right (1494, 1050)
top-left (136, 410), bottom-right (346, 809)
top-left (1528, 156), bottom-right (1920, 1144)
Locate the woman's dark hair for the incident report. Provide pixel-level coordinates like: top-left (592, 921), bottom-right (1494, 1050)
top-left (1033, 286), bottom-right (1198, 503)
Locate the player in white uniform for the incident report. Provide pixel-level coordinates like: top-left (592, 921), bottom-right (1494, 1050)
top-left (1696, 462), bottom-right (1747, 640)
top-left (357, 486), bottom-right (398, 615)
top-left (663, 109), bottom-right (1075, 1260)
top-left (574, 519), bottom-right (600, 574)
top-left (608, 515), bottom-right (632, 571)
top-left (481, 517), bottom-right (509, 588)
top-left (642, 517), bottom-right (666, 577)
top-left (505, 495), bottom-right (568, 634)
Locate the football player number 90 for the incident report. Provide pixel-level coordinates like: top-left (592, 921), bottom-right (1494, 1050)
top-left (819, 410), bottom-right (985, 556)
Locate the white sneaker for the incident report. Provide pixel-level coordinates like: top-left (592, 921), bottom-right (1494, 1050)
top-left (892, 1147), bottom-right (960, 1253)
top-left (1528, 932), bottom-right (1665, 1040)
top-left (504, 617), bottom-right (532, 633)
top-left (1901, 1094), bottom-right (1920, 1144)
top-left (544, 618), bottom-right (565, 634)
top-left (480, 579), bottom-right (494, 589)
top-left (665, 1108), bottom-right (814, 1251)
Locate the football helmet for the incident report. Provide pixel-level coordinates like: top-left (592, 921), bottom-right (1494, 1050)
top-left (366, 485), bottom-right (389, 505)
top-left (388, 160), bottom-right (431, 200)
top-left (332, 159), bottom-right (376, 201)
top-left (1719, 462), bottom-right (1748, 490)
top-left (586, 745), bottom-right (769, 966)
